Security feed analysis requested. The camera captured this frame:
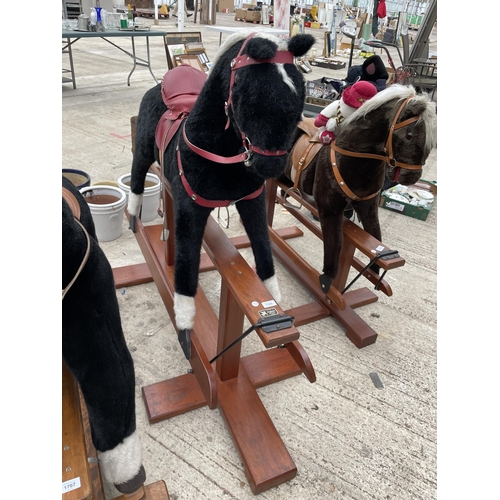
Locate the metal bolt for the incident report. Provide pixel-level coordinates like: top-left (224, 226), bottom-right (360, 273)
top-left (64, 446), bottom-right (69, 451)
top-left (66, 467), bottom-right (72, 472)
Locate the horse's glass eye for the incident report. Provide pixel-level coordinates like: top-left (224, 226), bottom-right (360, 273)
top-left (406, 132), bottom-right (414, 140)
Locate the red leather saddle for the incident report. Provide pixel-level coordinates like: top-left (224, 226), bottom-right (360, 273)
top-left (155, 65), bottom-right (208, 159)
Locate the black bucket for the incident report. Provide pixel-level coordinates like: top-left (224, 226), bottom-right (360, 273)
top-left (62, 169), bottom-right (91, 190)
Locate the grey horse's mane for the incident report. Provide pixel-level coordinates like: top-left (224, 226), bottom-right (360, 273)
top-left (342, 84), bottom-right (437, 153)
top-left (210, 30), bottom-right (296, 92)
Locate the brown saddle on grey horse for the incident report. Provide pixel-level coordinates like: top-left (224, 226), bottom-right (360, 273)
top-left (289, 117), bottom-right (323, 190)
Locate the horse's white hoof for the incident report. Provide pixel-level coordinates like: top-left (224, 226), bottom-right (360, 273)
top-left (174, 293), bottom-right (196, 330)
top-left (127, 192), bottom-right (143, 217)
top-left (263, 275), bottom-right (282, 303)
top-left (97, 430), bottom-right (142, 486)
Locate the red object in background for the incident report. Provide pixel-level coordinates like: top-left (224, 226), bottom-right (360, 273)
top-left (377, 0), bottom-right (386, 19)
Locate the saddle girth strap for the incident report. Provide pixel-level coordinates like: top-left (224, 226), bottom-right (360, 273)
top-left (291, 138), bottom-right (323, 190)
top-left (62, 187), bottom-right (91, 300)
top-left (176, 132), bottom-right (264, 208)
top-left (329, 148), bottom-right (380, 202)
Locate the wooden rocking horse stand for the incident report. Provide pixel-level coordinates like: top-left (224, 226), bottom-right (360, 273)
top-left (112, 167), bottom-right (403, 493)
top-left (115, 161), bottom-right (316, 495)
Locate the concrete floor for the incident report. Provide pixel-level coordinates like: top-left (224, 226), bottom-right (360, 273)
top-left (62, 14), bottom-right (437, 500)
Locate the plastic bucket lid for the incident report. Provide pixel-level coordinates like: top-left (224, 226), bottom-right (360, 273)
top-left (79, 185), bottom-right (127, 242)
top-left (117, 173), bottom-right (161, 223)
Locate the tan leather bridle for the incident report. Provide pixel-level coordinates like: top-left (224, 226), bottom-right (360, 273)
top-left (330, 96), bottom-right (422, 201)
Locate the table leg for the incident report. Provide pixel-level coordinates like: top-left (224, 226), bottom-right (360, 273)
top-left (67, 38), bottom-right (76, 89)
top-left (145, 36), bottom-right (158, 83)
top-left (128, 37), bottom-right (137, 86)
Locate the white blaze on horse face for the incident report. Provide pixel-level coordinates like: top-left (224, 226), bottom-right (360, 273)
top-left (263, 275), bottom-right (282, 303)
top-left (97, 430), bottom-right (142, 485)
top-left (276, 64), bottom-right (297, 93)
top-left (127, 192), bottom-right (143, 217)
top-left (174, 292), bottom-right (196, 330)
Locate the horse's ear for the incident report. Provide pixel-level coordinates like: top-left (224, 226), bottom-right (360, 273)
top-left (403, 95), bottom-right (429, 118)
top-left (246, 37), bottom-right (278, 60)
top-left (287, 34), bottom-right (315, 57)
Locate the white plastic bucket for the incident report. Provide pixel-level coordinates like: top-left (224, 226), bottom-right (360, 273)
top-left (79, 185), bottom-right (127, 242)
top-left (117, 173), bottom-right (161, 223)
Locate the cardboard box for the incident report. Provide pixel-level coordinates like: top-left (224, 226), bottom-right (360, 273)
top-left (379, 179), bottom-right (437, 221)
top-left (235, 7), bottom-right (260, 22)
top-left (310, 21), bottom-right (321, 29)
top-left (386, 66), bottom-right (395, 85)
top-left (339, 36), bottom-right (356, 50)
top-left (235, 8), bottom-right (246, 19)
top-left (217, 0), bottom-right (234, 12)
top-left (245, 10), bottom-right (261, 22)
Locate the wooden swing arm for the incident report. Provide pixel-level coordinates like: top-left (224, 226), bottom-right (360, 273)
top-left (274, 179), bottom-right (405, 295)
top-left (202, 214), bottom-right (300, 349)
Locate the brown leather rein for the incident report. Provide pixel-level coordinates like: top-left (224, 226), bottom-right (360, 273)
top-left (62, 186), bottom-right (91, 300)
top-left (330, 96), bottom-right (422, 201)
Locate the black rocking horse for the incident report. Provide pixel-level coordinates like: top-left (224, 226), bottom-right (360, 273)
top-left (62, 176), bottom-right (146, 495)
top-left (281, 83), bottom-right (437, 293)
top-left (128, 31), bottom-right (315, 358)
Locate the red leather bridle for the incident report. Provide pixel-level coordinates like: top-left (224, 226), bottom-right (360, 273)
top-left (176, 33), bottom-right (296, 208)
top-left (183, 32), bottom-right (293, 168)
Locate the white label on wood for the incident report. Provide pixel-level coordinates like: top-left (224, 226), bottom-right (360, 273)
top-left (262, 300), bottom-right (277, 308)
top-left (62, 477), bottom-right (81, 494)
